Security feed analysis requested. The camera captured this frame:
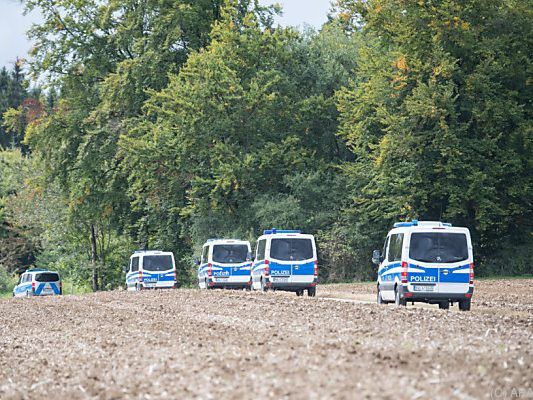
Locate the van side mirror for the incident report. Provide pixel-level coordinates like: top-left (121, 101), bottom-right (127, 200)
top-left (372, 250), bottom-right (382, 265)
top-left (193, 256), bottom-right (200, 266)
top-left (123, 265), bottom-right (129, 273)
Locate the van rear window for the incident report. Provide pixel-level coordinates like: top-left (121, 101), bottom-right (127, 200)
top-left (35, 273), bottom-right (60, 282)
top-left (270, 238), bottom-right (313, 261)
top-left (212, 245), bottom-right (248, 264)
top-left (409, 233), bottom-right (468, 263)
top-left (143, 255), bottom-right (174, 271)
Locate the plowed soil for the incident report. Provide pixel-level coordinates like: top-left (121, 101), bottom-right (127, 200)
top-left (1, 279), bottom-right (532, 399)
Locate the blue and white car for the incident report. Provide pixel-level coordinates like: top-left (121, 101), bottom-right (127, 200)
top-left (251, 229), bottom-right (318, 297)
top-left (13, 269), bottom-right (62, 297)
top-left (125, 250), bottom-right (177, 291)
top-left (196, 239), bottom-right (252, 290)
top-left (372, 220), bottom-right (474, 310)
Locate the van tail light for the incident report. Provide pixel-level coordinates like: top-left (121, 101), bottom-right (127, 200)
top-left (173, 269), bottom-right (177, 283)
top-left (139, 270), bottom-right (143, 282)
top-left (469, 263), bottom-right (474, 285)
top-left (264, 259), bottom-right (270, 276)
top-left (314, 260), bottom-right (318, 277)
top-left (207, 263), bottom-right (212, 277)
top-left (32, 281), bottom-right (36, 292)
top-left (401, 262), bottom-right (408, 284)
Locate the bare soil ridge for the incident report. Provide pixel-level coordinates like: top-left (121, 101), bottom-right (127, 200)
top-left (1, 280), bottom-right (531, 399)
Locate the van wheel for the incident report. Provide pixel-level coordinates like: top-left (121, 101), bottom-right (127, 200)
top-left (260, 278), bottom-right (268, 292)
top-left (377, 286), bottom-right (385, 305)
top-left (459, 299), bottom-right (471, 311)
top-left (394, 286), bottom-right (406, 307)
top-left (26, 290), bottom-right (32, 298)
top-left (438, 301), bottom-right (450, 310)
top-left (296, 290), bottom-right (304, 297)
top-left (307, 287), bottom-right (316, 297)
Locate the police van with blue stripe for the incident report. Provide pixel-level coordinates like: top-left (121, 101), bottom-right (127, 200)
top-left (13, 269), bottom-right (62, 297)
top-left (372, 220), bottom-right (474, 310)
top-left (251, 229), bottom-right (318, 296)
top-left (124, 250), bottom-right (177, 291)
top-left (196, 239), bottom-right (252, 290)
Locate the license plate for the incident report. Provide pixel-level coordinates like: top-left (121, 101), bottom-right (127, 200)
top-left (413, 285), bottom-right (434, 292)
top-left (214, 277), bottom-right (228, 282)
top-left (272, 277), bottom-right (289, 282)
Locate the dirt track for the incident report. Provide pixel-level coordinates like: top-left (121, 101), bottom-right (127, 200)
top-left (1, 280), bottom-right (532, 399)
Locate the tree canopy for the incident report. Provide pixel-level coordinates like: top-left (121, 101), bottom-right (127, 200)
top-left (0, 0), bottom-right (531, 292)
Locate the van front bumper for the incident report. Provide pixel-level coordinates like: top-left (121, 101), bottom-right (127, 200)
top-left (400, 285), bottom-right (474, 303)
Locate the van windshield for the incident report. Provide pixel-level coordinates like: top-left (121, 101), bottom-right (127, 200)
top-left (35, 273), bottom-right (60, 282)
top-left (143, 255), bottom-right (174, 271)
top-left (270, 238), bottom-right (313, 261)
top-left (409, 233), bottom-right (468, 263)
top-left (212, 245), bottom-right (248, 264)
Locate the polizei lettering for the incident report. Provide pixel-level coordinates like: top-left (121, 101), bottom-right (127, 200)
top-left (410, 275), bottom-right (436, 282)
top-left (271, 270), bottom-right (291, 276)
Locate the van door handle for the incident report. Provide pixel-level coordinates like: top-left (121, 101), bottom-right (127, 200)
top-left (442, 269), bottom-right (449, 275)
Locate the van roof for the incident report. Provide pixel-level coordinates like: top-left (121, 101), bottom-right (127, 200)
top-left (390, 220), bottom-right (470, 233)
top-left (25, 269), bottom-right (58, 274)
top-left (263, 229), bottom-right (301, 235)
top-left (203, 239), bottom-right (250, 245)
top-left (131, 250), bottom-right (173, 256)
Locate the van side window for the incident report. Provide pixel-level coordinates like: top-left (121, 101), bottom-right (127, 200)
top-left (201, 246), bottom-right (209, 264)
top-left (256, 240), bottom-right (266, 261)
top-left (388, 234), bottom-right (404, 262)
top-left (131, 257), bottom-right (139, 272)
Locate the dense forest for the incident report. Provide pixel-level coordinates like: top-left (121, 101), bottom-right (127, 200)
top-left (0, 0), bottom-right (531, 293)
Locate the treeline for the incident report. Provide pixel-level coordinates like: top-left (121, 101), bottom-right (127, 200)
top-left (0, 0), bottom-right (531, 292)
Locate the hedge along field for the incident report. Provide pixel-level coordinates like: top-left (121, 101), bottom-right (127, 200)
top-left (0, 0), bottom-right (531, 291)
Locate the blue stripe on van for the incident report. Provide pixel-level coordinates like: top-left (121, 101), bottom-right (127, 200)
top-left (379, 262), bottom-right (401, 283)
top-left (211, 264), bottom-right (251, 277)
top-left (34, 282), bottom-right (60, 295)
top-left (268, 261), bottom-right (314, 276)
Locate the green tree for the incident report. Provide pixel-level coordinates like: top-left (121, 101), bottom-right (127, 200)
top-left (335, 0), bottom-right (532, 275)
top-left (120, 4), bottom-right (359, 281)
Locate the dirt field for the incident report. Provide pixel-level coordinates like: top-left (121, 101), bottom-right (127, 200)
top-left (1, 280), bottom-right (532, 400)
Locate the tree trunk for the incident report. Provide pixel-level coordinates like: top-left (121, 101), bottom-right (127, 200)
top-left (90, 224), bottom-right (99, 292)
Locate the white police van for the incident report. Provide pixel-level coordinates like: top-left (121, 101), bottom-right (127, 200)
top-left (196, 239), bottom-right (252, 290)
top-left (13, 269), bottom-right (62, 297)
top-left (125, 250), bottom-right (177, 291)
top-left (251, 229), bottom-right (318, 296)
top-left (372, 220), bottom-right (474, 310)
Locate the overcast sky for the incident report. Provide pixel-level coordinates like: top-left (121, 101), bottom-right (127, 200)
top-left (0, 0), bottom-right (333, 69)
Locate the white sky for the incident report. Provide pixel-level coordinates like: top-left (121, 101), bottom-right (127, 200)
top-left (0, 0), bottom-right (333, 68)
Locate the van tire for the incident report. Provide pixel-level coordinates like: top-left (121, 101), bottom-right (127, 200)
top-left (394, 286), bottom-right (406, 307)
top-left (296, 290), bottom-right (304, 297)
top-left (307, 287), bottom-right (316, 297)
top-left (459, 299), bottom-right (471, 311)
top-left (377, 286), bottom-right (385, 305)
top-left (439, 301), bottom-right (450, 310)
top-left (260, 278), bottom-right (268, 292)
